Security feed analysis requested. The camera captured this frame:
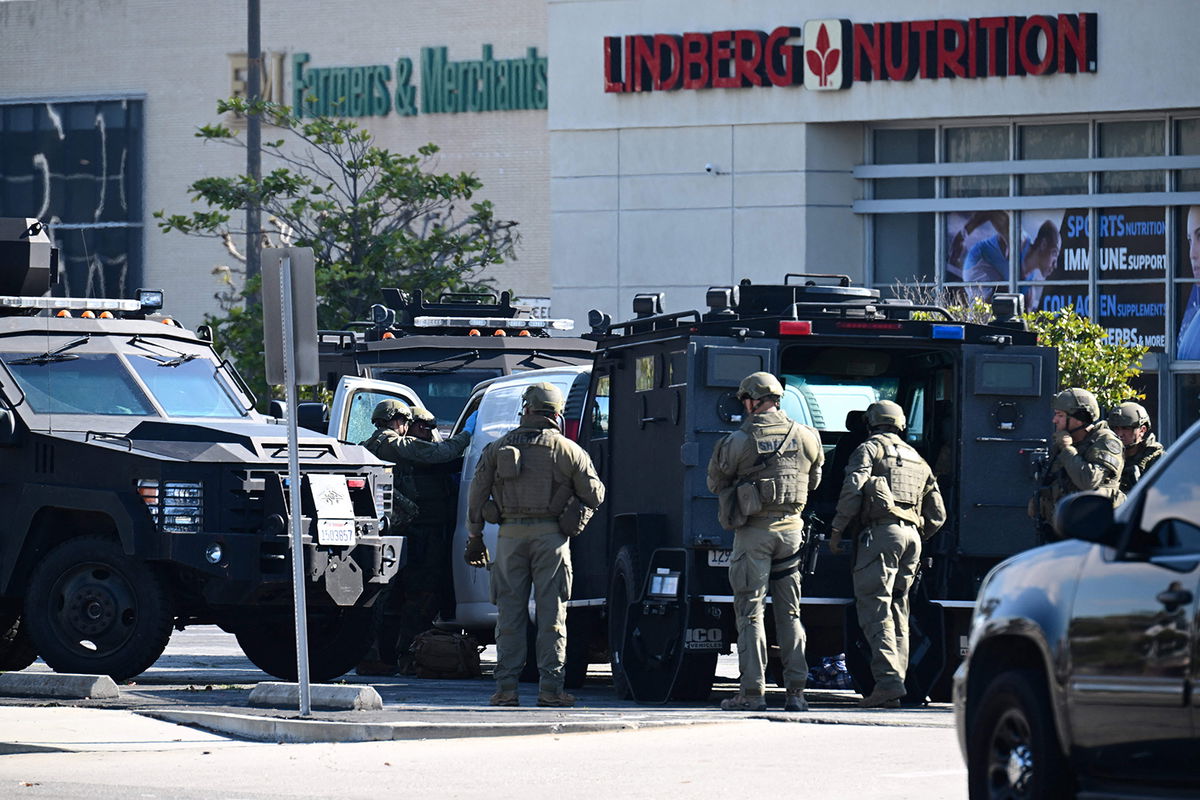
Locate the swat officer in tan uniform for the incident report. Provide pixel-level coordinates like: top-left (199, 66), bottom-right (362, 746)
top-left (829, 400), bottom-right (945, 709)
top-left (1030, 388), bottom-right (1125, 531)
top-left (1107, 401), bottom-right (1164, 494)
top-left (706, 372), bottom-right (824, 712)
top-left (465, 383), bottom-right (604, 708)
top-left (357, 398), bottom-right (474, 675)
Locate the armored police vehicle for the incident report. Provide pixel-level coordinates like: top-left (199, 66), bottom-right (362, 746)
top-left (314, 289), bottom-right (594, 436)
top-left (567, 276), bottom-right (1056, 703)
top-left (0, 219), bottom-right (403, 682)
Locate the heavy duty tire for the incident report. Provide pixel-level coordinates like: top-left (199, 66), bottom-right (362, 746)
top-left (0, 612), bottom-right (37, 672)
top-left (967, 669), bottom-right (1071, 800)
top-left (235, 608), bottom-right (374, 682)
top-left (25, 536), bottom-right (173, 681)
top-left (607, 546), bottom-right (641, 699)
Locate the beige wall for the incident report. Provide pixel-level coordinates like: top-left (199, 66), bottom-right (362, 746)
top-left (0, 0), bottom-right (548, 328)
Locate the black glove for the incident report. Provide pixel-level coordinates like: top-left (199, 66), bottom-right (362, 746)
top-left (464, 535), bottom-right (489, 568)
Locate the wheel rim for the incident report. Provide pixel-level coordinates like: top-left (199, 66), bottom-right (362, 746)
top-left (48, 561), bottom-right (138, 657)
top-left (986, 707), bottom-right (1036, 799)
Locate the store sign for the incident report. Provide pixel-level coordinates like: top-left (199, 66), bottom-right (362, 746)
top-left (604, 12), bottom-right (1096, 93)
top-left (293, 46), bottom-right (548, 118)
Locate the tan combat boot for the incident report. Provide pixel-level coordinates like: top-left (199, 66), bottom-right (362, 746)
top-left (490, 688), bottom-right (520, 707)
top-left (537, 689), bottom-right (576, 707)
top-left (858, 685), bottom-right (904, 709)
top-left (719, 692), bottom-right (767, 711)
top-left (784, 688), bottom-right (809, 712)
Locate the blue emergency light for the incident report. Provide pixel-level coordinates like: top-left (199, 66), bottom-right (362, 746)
top-left (931, 324), bottom-right (965, 340)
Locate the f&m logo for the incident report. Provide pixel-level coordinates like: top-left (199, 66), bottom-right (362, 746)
top-left (803, 19), bottom-right (851, 91)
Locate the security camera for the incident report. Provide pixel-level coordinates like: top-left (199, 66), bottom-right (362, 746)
top-left (704, 163), bottom-right (715, 174)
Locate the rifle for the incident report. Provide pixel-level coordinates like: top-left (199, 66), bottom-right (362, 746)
top-left (801, 510), bottom-right (826, 577)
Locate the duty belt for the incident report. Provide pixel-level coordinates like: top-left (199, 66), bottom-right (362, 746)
top-left (504, 516), bottom-right (558, 524)
top-left (750, 509), bottom-right (802, 520)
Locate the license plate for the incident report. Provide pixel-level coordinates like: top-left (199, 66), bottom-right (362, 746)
top-left (317, 518), bottom-right (356, 546)
top-left (707, 549), bottom-right (732, 567)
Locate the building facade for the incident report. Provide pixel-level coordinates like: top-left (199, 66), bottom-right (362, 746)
top-left (0, 0), bottom-right (550, 324)
top-left (548, 0), bottom-right (1200, 439)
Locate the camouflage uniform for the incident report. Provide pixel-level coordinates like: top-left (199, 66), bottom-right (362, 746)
top-left (1035, 421), bottom-right (1125, 519)
top-left (831, 401), bottom-right (945, 708)
top-left (467, 384), bottom-right (604, 705)
top-left (360, 404), bottom-right (471, 669)
top-left (707, 397), bottom-right (823, 709)
top-left (1118, 433), bottom-right (1164, 495)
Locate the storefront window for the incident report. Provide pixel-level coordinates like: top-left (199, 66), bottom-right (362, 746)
top-left (946, 210), bottom-right (1008, 297)
top-left (1099, 119), bottom-right (1165, 193)
top-left (1018, 123), bottom-right (1089, 195)
top-left (875, 213), bottom-right (934, 285)
top-left (945, 126), bottom-right (1008, 198)
top-left (1173, 374), bottom-right (1200, 437)
top-left (1176, 118), bottom-right (1200, 192)
top-left (873, 129), bottom-right (934, 200)
top-left (0, 100), bottom-right (143, 296)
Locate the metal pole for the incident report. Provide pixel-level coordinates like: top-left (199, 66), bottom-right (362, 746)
top-left (281, 254), bottom-right (312, 717)
top-left (246, 0), bottom-right (262, 285)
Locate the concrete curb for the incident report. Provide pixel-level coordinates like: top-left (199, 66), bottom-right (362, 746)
top-left (248, 682), bottom-right (383, 711)
top-left (140, 710), bottom-right (724, 743)
top-left (0, 672), bottom-right (119, 700)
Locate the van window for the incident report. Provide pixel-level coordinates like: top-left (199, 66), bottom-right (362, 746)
top-left (1138, 434), bottom-right (1200, 554)
top-left (781, 375), bottom-right (886, 431)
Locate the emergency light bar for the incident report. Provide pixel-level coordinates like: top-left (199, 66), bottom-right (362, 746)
top-left (0, 295), bottom-right (144, 312)
top-left (412, 315), bottom-right (575, 331)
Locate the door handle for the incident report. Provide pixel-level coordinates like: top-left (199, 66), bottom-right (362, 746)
top-left (1156, 589), bottom-right (1194, 610)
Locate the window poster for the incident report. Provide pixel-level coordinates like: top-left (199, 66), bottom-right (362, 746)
top-left (1095, 282), bottom-right (1166, 350)
top-left (1097, 207), bottom-right (1167, 280)
top-left (1178, 206), bottom-right (1200, 359)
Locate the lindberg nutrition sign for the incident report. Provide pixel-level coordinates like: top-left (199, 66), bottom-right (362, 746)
top-left (603, 13), bottom-right (1097, 93)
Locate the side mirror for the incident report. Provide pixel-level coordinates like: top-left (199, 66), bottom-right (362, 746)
top-left (297, 402), bottom-right (329, 434)
top-left (0, 408), bottom-right (18, 447)
top-left (1054, 491), bottom-right (1117, 545)
top-left (268, 399), bottom-right (287, 420)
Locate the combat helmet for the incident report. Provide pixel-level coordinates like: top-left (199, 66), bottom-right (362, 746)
top-left (371, 398), bottom-right (413, 425)
top-left (522, 382), bottom-right (565, 414)
top-left (865, 400), bottom-right (906, 431)
top-left (1052, 388), bottom-right (1099, 424)
top-left (411, 406), bottom-right (437, 426)
top-left (1107, 401), bottom-right (1151, 430)
top-left (737, 371), bottom-right (785, 401)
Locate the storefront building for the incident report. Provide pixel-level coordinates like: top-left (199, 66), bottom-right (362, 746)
top-left (548, 0), bottom-right (1200, 439)
top-left (0, 0), bottom-right (550, 325)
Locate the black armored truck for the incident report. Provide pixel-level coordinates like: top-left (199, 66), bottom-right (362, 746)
top-left (0, 219), bottom-right (404, 681)
top-left (562, 276), bottom-right (1057, 702)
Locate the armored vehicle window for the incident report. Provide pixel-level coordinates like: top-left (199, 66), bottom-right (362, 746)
top-left (373, 369), bottom-right (499, 427)
top-left (975, 357), bottom-right (1041, 395)
top-left (3, 353), bottom-right (155, 416)
top-left (706, 349), bottom-right (765, 387)
top-left (127, 355), bottom-right (246, 419)
top-left (667, 351), bottom-right (687, 386)
top-left (591, 374), bottom-right (610, 437)
top-left (635, 355), bottom-right (656, 391)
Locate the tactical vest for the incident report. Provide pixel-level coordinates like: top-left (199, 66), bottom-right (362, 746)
top-left (1040, 423), bottom-right (1125, 519)
top-left (362, 428), bottom-right (418, 498)
top-left (747, 420), bottom-right (818, 512)
top-left (864, 433), bottom-right (930, 526)
top-left (491, 428), bottom-right (573, 518)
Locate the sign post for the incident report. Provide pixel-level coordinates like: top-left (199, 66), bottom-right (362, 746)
top-left (262, 247), bottom-right (318, 717)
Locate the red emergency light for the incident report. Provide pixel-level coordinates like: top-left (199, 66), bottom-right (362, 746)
top-left (778, 320), bottom-right (812, 335)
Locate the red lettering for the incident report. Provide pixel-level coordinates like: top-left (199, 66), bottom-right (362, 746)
top-left (765, 26), bottom-right (801, 86)
top-left (653, 34), bottom-right (682, 90)
top-left (733, 30), bottom-right (767, 87)
top-left (884, 22), bottom-right (917, 81)
top-left (603, 36), bottom-right (626, 92)
top-left (681, 32), bottom-right (711, 89)
top-left (630, 35), bottom-right (657, 92)
top-left (853, 23), bottom-right (881, 81)
top-left (911, 20), bottom-right (936, 78)
top-left (1019, 16), bottom-right (1056, 75)
top-left (978, 17), bottom-right (1006, 77)
top-left (1007, 16), bottom-right (1025, 76)
top-left (937, 20), bottom-right (967, 78)
top-left (1057, 13), bottom-right (1096, 73)
top-left (967, 18), bottom-right (979, 77)
top-left (710, 30), bottom-right (737, 88)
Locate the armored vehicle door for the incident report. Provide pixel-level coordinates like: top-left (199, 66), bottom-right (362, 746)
top-left (327, 376), bottom-right (426, 443)
top-left (958, 344), bottom-right (1058, 558)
